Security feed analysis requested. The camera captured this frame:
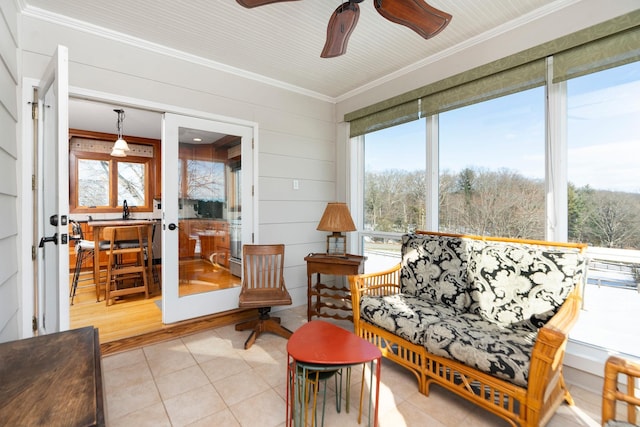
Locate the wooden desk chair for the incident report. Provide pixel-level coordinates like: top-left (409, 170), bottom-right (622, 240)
top-left (603, 355), bottom-right (640, 426)
top-left (103, 225), bottom-right (149, 306)
top-left (235, 244), bottom-right (293, 349)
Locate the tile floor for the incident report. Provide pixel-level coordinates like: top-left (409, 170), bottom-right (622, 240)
top-left (102, 305), bottom-right (604, 426)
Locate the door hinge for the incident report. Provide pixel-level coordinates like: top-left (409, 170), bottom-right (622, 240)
top-left (32, 316), bottom-right (38, 332)
top-left (252, 185), bottom-right (254, 196)
top-left (31, 245), bottom-right (36, 260)
top-left (32, 174), bottom-right (36, 191)
top-left (31, 102), bottom-right (38, 120)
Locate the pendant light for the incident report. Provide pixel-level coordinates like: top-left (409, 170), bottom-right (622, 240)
top-left (110, 108), bottom-right (130, 157)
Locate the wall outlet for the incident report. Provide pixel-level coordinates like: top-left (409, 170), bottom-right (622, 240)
top-left (293, 179), bottom-right (299, 190)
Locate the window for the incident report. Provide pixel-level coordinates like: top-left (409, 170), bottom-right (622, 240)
top-left (69, 132), bottom-right (158, 213)
top-left (439, 87), bottom-right (545, 238)
top-left (566, 61), bottom-right (640, 356)
top-left (77, 159), bottom-right (109, 207)
top-left (362, 119), bottom-right (425, 271)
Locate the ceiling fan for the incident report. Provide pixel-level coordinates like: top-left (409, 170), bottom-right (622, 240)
top-left (236, 0), bottom-right (452, 58)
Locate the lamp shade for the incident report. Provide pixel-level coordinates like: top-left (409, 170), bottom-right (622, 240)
top-left (110, 147), bottom-right (127, 157)
top-left (317, 202), bottom-right (356, 232)
top-left (112, 137), bottom-right (130, 152)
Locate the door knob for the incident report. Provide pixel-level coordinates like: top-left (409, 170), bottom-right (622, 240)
top-left (38, 233), bottom-right (58, 247)
top-left (168, 223), bottom-right (177, 230)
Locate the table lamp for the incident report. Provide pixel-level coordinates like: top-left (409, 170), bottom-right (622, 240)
top-left (316, 202), bottom-right (356, 256)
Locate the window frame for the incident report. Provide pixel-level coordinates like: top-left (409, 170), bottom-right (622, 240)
top-left (69, 129), bottom-right (160, 214)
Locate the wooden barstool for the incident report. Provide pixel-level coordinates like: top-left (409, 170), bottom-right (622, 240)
top-left (103, 225), bottom-right (149, 306)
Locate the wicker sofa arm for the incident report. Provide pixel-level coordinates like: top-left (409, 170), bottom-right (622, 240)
top-left (603, 355), bottom-right (640, 426)
top-left (349, 263), bottom-right (401, 331)
top-left (525, 286), bottom-right (583, 424)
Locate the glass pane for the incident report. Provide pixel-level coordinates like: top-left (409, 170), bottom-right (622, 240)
top-left (117, 162), bottom-right (146, 206)
top-left (186, 160), bottom-right (225, 200)
top-left (567, 61), bottom-right (640, 357)
top-left (439, 87), bottom-right (545, 239)
top-left (77, 159), bottom-right (109, 207)
top-left (177, 128), bottom-right (242, 297)
top-left (363, 119), bottom-right (425, 271)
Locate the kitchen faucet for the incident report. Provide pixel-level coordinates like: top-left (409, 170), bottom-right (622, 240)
top-left (122, 199), bottom-right (130, 219)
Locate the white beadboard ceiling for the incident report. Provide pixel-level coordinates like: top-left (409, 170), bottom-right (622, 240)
top-left (21, 0), bottom-right (575, 101)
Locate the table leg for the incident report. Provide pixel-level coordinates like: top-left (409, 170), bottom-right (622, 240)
top-left (93, 226), bottom-right (101, 302)
top-left (307, 273), bottom-right (312, 322)
top-left (146, 224), bottom-right (154, 287)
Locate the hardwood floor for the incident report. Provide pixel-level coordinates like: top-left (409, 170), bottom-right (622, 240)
top-left (69, 260), bottom-right (246, 353)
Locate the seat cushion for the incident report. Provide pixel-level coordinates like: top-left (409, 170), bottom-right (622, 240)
top-left (400, 233), bottom-right (471, 311)
top-left (359, 294), bottom-right (459, 347)
top-left (424, 313), bottom-right (537, 387)
top-left (466, 239), bottom-right (587, 328)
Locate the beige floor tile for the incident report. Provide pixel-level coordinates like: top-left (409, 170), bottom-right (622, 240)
top-left (229, 388), bottom-right (287, 427)
top-left (163, 383), bottom-right (227, 427)
top-left (155, 364), bottom-right (210, 401)
top-left (106, 379), bottom-right (162, 421)
top-left (143, 338), bottom-right (191, 360)
top-left (380, 399), bottom-right (447, 427)
top-left (103, 359), bottom-right (153, 394)
top-left (199, 353), bottom-right (252, 383)
top-left (404, 385), bottom-right (477, 426)
top-left (213, 369), bottom-right (271, 406)
top-left (185, 408), bottom-right (241, 427)
top-left (239, 340), bottom-right (287, 369)
top-left (102, 348), bottom-right (146, 371)
top-left (145, 345), bottom-right (198, 378)
top-left (181, 329), bottom-right (235, 364)
top-left (107, 402), bottom-right (171, 427)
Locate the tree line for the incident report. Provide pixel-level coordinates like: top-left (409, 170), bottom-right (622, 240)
top-left (365, 167), bottom-right (640, 249)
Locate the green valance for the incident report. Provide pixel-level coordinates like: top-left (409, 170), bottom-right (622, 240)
top-left (349, 100), bottom-right (419, 137)
top-left (420, 60), bottom-right (545, 117)
top-left (553, 25), bottom-right (640, 83)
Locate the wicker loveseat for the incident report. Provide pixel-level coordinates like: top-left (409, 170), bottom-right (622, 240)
top-left (349, 231), bottom-right (588, 427)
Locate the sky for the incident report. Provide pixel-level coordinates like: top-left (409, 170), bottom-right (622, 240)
top-left (364, 61), bottom-right (640, 194)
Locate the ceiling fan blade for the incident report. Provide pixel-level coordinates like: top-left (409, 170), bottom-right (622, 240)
top-left (374, 0), bottom-right (451, 39)
top-left (321, 2), bottom-right (360, 58)
top-left (236, 0), bottom-right (299, 8)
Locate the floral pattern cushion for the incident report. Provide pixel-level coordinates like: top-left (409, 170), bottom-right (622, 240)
top-left (466, 240), bottom-right (587, 328)
top-left (424, 313), bottom-right (537, 387)
top-left (400, 233), bottom-right (471, 311)
top-left (359, 294), bottom-right (459, 346)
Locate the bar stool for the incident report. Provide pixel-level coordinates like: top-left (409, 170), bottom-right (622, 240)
top-left (69, 221), bottom-right (109, 304)
top-left (103, 225), bottom-right (149, 306)
top-left (115, 222), bottom-right (159, 290)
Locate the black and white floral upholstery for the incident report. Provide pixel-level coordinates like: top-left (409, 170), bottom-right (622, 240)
top-left (425, 313), bottom-right (537, 387)
top-left (359, 294), bottom-right (459, 346)
top-left (466, 240), bottom-right (587, 328)
top-left (400, 233), bottom-right (471, 311)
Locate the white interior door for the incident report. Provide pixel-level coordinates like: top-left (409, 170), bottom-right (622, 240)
top-left (162, 113), bottom-right (254, 324)
top-left (35, 46), bottom-right (70, 334)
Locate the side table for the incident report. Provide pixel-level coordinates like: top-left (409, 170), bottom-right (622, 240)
top-left (286, 320), bottom-right (382, 427)
top-left (304, 253), bottom-right (365, 321)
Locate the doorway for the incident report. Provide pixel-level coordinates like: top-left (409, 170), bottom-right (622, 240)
top-left (66, 97), bottom-right (254, 341)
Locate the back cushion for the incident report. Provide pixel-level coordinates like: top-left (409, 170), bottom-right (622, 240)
top-left (467, 239), bottom-right (587, 329)
top-left (400, 233), bottom-right (470, 311)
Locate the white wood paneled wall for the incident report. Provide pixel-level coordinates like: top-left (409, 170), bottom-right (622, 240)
top-left (0, 0), bottom-right (20, 342)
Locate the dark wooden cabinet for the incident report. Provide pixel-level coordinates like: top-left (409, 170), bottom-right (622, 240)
top-left (0, 327), bottom-right (105, 426)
